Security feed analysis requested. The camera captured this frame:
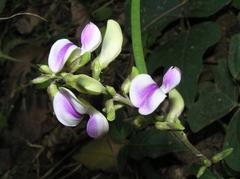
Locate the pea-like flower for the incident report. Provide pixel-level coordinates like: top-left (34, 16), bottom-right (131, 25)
top-left (80, 22), bottom-right (102, 55)
top-left (129, 66), bottom-right (181, 115)
top-left (52, 87), bottom-right (109, 138)
top-left (87, 111), bottom-right (109, 138)
top-left (53, 87), bottom-right (88, 126)
top-left (48, 39), bottom-right (79, 73)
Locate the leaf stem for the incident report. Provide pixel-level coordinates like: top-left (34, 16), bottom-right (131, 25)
top-left (131, 0), bottom-right (147, 73)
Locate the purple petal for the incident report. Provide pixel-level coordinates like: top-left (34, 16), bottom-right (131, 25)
top-left (80, 22), bottom-right (101, 54)
top-left (48, 39), bottom-right (78, 73)
top-left (129, 74), bottom-right (157, 108)
top-left (53, 87), bottom-right (88, 126)
top-left (86, 112), bottom-right (109, 138)
top-left (129, 74), bottom-right (166, 115)
top-left (138, 88), bottom-right (166, 115)
top-left (161, 66), bottom-right (181, 93)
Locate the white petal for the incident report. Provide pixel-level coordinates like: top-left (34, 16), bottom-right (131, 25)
top-left (129, 74), bottom-right (157, 107)
top-left (48, 39), bottom-right (78, 73)
top-left (138, 88), bottom-right (166, 115)
top-left (161, 66), bottom-right (181, 93)
top-left (98, 19), bottom-right (123, 69)
top-left (86, 112), bottom-right (109, 138)
top-left (53, 91), bottom-right (82, 127)
top-left (80, 22), bottom-right (102, 54)
top-left (59, 87), bottom-right (88, 114)
top-left (53, 87), bottom-right (88, 127)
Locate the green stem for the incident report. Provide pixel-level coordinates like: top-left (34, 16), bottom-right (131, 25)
top-left (113, 93), bottom-right (133, 107)
top-left (131, 0), bottom-right (147, 73)
top-left (171, 131), bottom-right (211, 166)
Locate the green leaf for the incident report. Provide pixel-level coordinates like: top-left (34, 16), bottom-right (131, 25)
top-left (187, 59), bottom-right (238, 132)
top-left (126, 129), bottom-right (187, 159)
top-left (92, 7), bottom-right (112, 21)
top-left (232, 0), bottom-right (240, 9)
top-left (0, 112), bottom-right (7, 128)
top-left (126, 0), bottom-right (229, 47)
top-left (228, 33), bottom-right (240, 80)
top-left (110, 121), bottom-right (133, 143)
top-left (186, 0), bottom-right (231, 17)
top-left (147, 22), bottom-right (221, 106)
top-left (224, 110), bottom-right (240, 172)
top-left (188, 82), bottom-right (236, 132)
top-left (214, 59), bottom-right (238, 101)
top-left (0, 0), bottom-right (6, 14)
top-left (72, 137), bottom-right (117, 171)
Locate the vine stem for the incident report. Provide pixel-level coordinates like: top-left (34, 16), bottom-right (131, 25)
top-left (131, 0), bottom-right (147, 73)
top-left (170, 131), bottom-right (211, 166)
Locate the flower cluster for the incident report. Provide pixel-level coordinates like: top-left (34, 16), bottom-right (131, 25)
top-left (33, 19), bottom-right (182, 139)
top-left (33, 20), bottom-right (123, 139)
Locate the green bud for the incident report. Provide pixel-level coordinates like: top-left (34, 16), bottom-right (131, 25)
top-left (121, 66), bottom-right (139, 94)
top-left (166, 89), bottom-right (185, 122)
top-left (32, 75), bottom-right (51, 84)
top-left (212, 148), bottom-right (233, 164)
top-left (106, 85), bottom-right (116, 96)
top-left (105, 99), bottom-right (115, 121)
top-left (62, 73), bottom-right (105, 95)
top-left (196, 166), bottom-right (207, 178)
top-left (39, 65), bottom-right (52, 74)
top-left (155, 120), bottom-right (184, 131)
top-left (155, 122), bottom-right (171, 130)
top-left (69, 51), bottom-right (91, 73)
top-left (133, 116), bottom-right (149, 128)
top-left (66, 48), bottom-right (81, 65)
top-left (91, 58), bottom-right (102, 80)
top-left (47, 83), bottom-right (58, 99)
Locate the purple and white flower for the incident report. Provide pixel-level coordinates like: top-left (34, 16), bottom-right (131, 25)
top-left (53, 87), bottom-right (88, 126)
top-left (52, 87), bottom-right (109, 138)
top-left (86, 111), bottom-right (109, 138)
top-left (48, 39), bottom-right (78, 73)
top-left (129, 66), bottom-right (181, 115)
top-left (80, 22), bottom-right (102, 55)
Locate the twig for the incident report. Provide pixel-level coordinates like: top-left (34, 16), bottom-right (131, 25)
top-left (40, 143), bottom-right (81, 179)
top-left (0, 12), bottom-right (47, 21)
top-left (59, 164), bottom-right (82, 179)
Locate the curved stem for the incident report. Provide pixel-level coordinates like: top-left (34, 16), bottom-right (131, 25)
top-left (131, 0), bottom-right (147, 73)
top-left (171, 131), bottom-right (211, 166)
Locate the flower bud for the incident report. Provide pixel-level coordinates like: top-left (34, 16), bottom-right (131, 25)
top-left (212, 148), bottom-right (233, 164)
top-left (105, 85), bottom-right (116, 96)
top-left (105, 99), bottom-right (115, 121)
top-left (166, 89), bottom-right (184, 122)
top-left (68, 51), bottom-right (91, 73)
top-left (47, 83), bottom-right (58, 99)
top-left (32, 75), bottom-right (50, 84)
top-left (39, 65), bottom-right (52, 74)
top-left (91, 57), bottom-right (102, 80)
top-left (62, 73), bottom-right (105, 95)
top-left (121, 66), bottom-right (139, 94)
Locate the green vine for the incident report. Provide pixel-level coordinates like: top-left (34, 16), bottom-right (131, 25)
top-left (131, 0), bottom-right (147, 73)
